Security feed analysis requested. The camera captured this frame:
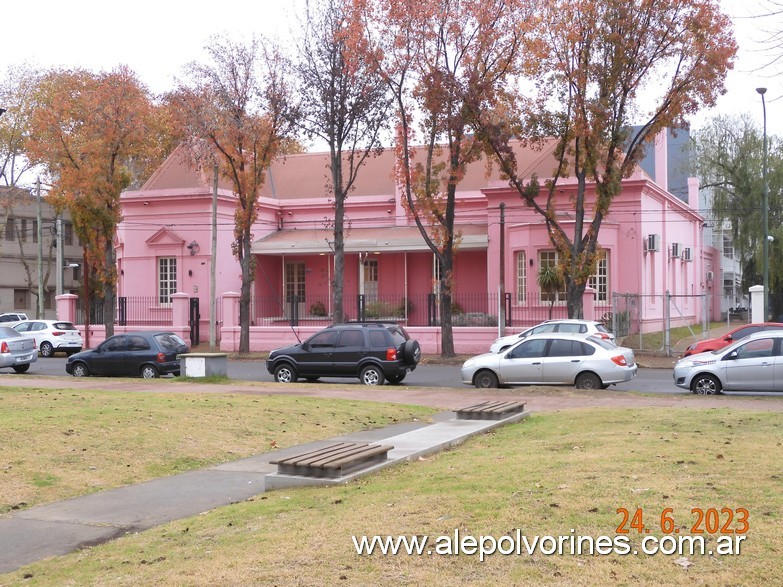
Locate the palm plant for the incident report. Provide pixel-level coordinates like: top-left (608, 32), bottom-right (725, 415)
top-left (538, 264), bottom-right (564, 319)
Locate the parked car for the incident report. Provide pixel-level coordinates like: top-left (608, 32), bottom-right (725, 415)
top-left (682, 322), bottom-right (783, 357)
top-left (13, 320), bottom-right (83, 357)
top-left (65, 331), bottom-right (189, 378)
top-left (0, 325), bottom-right (38, 373)
top-left (489, 319), bottom-right (615, 353)
top-left (0, 312), bottom-right (28, 324)
top-left (462, 332), bottom-right (636, 390)
top-left (674, 330), bottom-right (783, 394)
top-left (266, 322), bottom-right (421, 385)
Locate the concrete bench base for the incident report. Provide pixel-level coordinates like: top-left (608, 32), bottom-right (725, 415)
top-left (456, 400), bottom-right (526, 420)
top-left (179, 353), bottom-right (228, 377)
top-left (269, 442), bottom-right (393, 479)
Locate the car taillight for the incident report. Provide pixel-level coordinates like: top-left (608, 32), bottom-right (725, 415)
top-left (53, 331), bottom-right (65, 336)
top-left (597, 333), bottom-right (611, 339)
top-left (611, 355), bottom-right (628, 367)
top-left (0, 341), bottom-right (8, 354)
top-left (386, 348), bottom-right (397, 361)
top-left (156, 352), bottom-right (166, 363)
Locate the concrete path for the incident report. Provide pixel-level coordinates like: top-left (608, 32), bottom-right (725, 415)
top-left (0, 407), bottom-right (527, 574)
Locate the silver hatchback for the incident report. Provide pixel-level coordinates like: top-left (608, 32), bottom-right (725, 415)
top-left (674, 330), bottom-right (783, 394)
top-left (462, 333), bottom-right (637, 390)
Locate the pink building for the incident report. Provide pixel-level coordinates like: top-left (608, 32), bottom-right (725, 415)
top-left (104, 136), bottom-right (716, 353)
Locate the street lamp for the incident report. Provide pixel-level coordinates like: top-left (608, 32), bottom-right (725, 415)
top-left (756, 87), bottom-right (769, 321)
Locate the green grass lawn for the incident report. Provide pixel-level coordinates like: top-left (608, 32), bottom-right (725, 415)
top-left (2, 391), bottom-right (781, 585)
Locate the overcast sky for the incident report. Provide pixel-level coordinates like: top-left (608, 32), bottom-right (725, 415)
top-left (2, 0), bottom-right (781, 136)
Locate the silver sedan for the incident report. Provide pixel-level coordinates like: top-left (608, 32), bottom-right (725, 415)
top-left (0, 326), bottom-right (38, 373)
top-left (462, 333), bottom-right (637, 390)
top-left (674, 330), bottom-right (783, 394)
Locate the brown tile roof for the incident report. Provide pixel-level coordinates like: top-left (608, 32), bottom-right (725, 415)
top-left (142, 139), bottom-right (561, 199)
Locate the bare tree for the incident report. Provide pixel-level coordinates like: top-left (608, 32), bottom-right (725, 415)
top-left (174, 35), bottom-right (296, 352)
top-left (292, 0), bottom-right (390, 324)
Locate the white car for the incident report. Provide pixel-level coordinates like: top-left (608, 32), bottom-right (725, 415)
top-left (13, 320), bottom-right (83, 358)
top-left (489, 319), bottom-right (615, 353)
top-left (463, 332), bottom-right (636, 390)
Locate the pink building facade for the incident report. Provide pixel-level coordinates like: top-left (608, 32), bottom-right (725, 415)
top-left (94, 137), bottom-right (717, 353)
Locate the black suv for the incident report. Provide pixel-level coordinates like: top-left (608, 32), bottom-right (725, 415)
top-left (266, 322), bottom-right (421, 385)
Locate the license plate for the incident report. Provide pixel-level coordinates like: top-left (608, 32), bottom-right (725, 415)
top-left (16, 354), bottom-right (33, 363)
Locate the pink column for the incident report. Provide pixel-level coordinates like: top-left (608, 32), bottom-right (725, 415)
top-left (582, 287), bottom-right (596, 321)
top-left (171, 292), bottom-right (190, 329)
top-left (221, 292), bottom-right (240, 328)
top-left (56, 294), bottom-right (78, 322)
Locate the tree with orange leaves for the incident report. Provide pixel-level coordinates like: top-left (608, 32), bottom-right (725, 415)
top-left (173, 35), bottom-right (295, 353)
top-left (360, 0), bottom-right (536, 356)
top-left (476, 0), bottom-right (737, 318)
top-left (25, 66), bottom-right (166, 337)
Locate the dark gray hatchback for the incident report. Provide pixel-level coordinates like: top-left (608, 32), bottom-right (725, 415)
top-left (65, 331), bottom-right (189, 379)
top-left (266, 322), bottom-right (421, 385)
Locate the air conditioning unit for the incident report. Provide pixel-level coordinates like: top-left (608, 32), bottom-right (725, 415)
top-left (646, 234), bottom-right (661, 252)
top-left (671, 243), bottom-right (681, 258)
top-left (682, 247), bottom-right (692, 261)
top-left (706, 270), bottom-right (714, 281)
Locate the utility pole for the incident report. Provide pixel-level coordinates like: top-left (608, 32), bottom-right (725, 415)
top-left (757, 87), bottom-right (770, 321)
top-left (55, 217), bottom-right (63, 296)
top-left (498, 202), bottom-right (505, 338)
top-left (210, 163), bottom-right (218, 350)
top-left (36, 178), bottom-right (44, 318)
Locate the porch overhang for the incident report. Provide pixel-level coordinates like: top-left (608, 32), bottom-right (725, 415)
top-left (252, 225), bottom-right (488, 255)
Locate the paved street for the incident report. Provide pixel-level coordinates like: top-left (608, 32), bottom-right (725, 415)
top-left (11, 355), bottom-right (685, 393)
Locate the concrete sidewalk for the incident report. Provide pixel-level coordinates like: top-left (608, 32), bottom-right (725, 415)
top-left (0, 406), bottom-right (527, 575)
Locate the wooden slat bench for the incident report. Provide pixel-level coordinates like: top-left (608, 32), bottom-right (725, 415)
top-left (456, 400), bottom-right (526, 420)
top-left (269, 442), bottom-right (394, 478)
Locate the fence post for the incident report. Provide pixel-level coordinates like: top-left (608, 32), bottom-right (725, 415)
top-left (357, 294), bottom-right (365, 322)
top-left (582, 286), bottom-right (596, 321)
top-left (427, 293), bottom-right (437, 326)
top-left (289, 295), bottom-right (299, 326)
top-left (664, 290), bottom-right (671, 357)
top-left (504, 292), bottom-right (512, 327)
top-left (56, 293), bottom-right (78, 323)
top-left (118, 297), bottom-right (127, 326)
top-left (171, 293), bottom-right (190, 331)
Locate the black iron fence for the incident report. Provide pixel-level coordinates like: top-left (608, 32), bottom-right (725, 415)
top-left (247, 292), bottom-right (605, 328)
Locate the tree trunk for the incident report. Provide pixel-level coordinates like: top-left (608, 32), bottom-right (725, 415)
top-left (103, 239), bottom-right (115, 337)
top-left (238, 236), bottom-right (252, 353)
top-left (332, 194), bottom-right (346, 324)
top-left (566, 280), bottom-right (585, 319)
top-left (439, 283), bottom-right (455, 357)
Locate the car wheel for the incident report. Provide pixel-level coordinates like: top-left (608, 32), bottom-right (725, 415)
top-left (71, 362), bottom-right (89, 377)
top-left (274, 363), bottom-right (297, 383)
top-left (386, 373), bottom-right (405, 384)
top-left (12, 364), bottom-right (30, 373)
top-left (474, 369), bottom-right (499, 388)
top-left (575, 372), bottom-right (602, 390)
top-left (402, 340), bottom-right (421, 366)
top-left (39, 341), bottom-right (54, 358)
top-left (360, 365), bottom-right (385, 386)
top-left (140, 365), bottom-right (159, 379)
top-left (692, 374), bottom-right (721, 395)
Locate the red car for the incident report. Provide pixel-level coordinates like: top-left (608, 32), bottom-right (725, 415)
top-left (682, 322), bottom-right (783, 357)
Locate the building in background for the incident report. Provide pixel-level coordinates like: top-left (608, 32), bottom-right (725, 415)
top-left (0, 186), bottom-right (81, 319)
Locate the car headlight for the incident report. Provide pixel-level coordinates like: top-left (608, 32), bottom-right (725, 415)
top-left (463, 358), bottom-right (476, 368)
top-left (676, 358), bottom-right (715, 369)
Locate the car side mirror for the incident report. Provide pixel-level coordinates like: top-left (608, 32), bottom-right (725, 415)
top-left (301, 342), bottom-right (309, 351)
top-left (724, 335), bottom-right (732, 341)
top-left (727, 350), bottom-right (738, 360)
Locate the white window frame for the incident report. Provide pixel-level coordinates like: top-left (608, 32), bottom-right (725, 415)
top-left (158, 257), bottom-right (177, 306)
top-left (587, 250), bottom-right (609, 302)
top-left (516, 251), bottom-right (526, 304)
top-left (538, 250), bottom-right (566, 304)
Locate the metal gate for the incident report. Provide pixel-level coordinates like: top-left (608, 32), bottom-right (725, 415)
top-left (189, 297), bottom-right (200, 347)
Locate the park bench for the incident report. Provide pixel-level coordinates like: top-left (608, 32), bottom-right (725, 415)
top-left (269, 442), bottom-right (394, 478)
top-left (455, 400), bottom-right (526, 420)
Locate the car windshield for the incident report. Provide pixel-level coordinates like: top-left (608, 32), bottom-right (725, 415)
top-left (54, 322), bottom-right (77, 330)
top-left (0, 326), bottom-right (20, 337)
top-left (587, 336), bottom-right (616, 350)
top-left (154, 333), bottom-right (187, 351)
top-left (388, 326), bottom-right (409, 346)
top-left (595, 323), bottom-right (611, 334)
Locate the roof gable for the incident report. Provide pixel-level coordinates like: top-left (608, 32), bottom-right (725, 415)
top-left (145, 227), bottom-right (186, 246)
